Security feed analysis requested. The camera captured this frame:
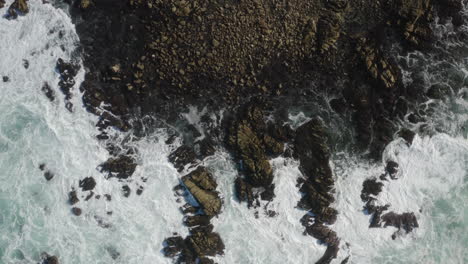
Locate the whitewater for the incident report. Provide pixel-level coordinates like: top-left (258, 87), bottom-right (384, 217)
top-left (0, 1), bottom-right (466, 264)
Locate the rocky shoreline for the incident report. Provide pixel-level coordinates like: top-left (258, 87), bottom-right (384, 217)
top-left (1, 0), bottom-right (464, 263)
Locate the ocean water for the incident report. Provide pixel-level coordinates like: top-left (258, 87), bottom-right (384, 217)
top-left (0, 1), bottom-right (466, 264)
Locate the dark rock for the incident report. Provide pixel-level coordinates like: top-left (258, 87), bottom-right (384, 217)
top-left (196, 138), bottom-right (216, 159)
top-left (329, 97), bottom-right (347, 114)
top-left (186, 230), bottom-right (225, 257)
top-left (39, 163), bottom-right (45, 171)
top-left (79, 177), bottom-right (96, 191)
top-left (181, 204), bottom-right (199, 215)
top-left (360, 178), bottom-right (384, 202)
top-left (99, 155), bottom-right (137, 179)
top-left (56, 58), bottom-right (79, 101)
top-left (23, 59), bottom-right (29, 69)
top-left (136, 186), bottom-right (143, 195)
top-left (85, 191), bottom-right (94, 201)
top-left (104, 194), bottom-right (111, 201)
top-left (398, 128), bottom-right (415, 145)
top-left (184, 215), bottom-right (211, 227)
top-left (163, 236), bottom-right (185, 257)
top-left (2, 76), bottom-right (9, 82)
top-left (427, 83), bottom-right (451, 99)
top-left (122, 185), bottom-right (131, 197)
top-left (260, 184), bottom-right (275, 201)
top-left (234, 177), bottom-right (254, 207)
top-left (0, 0), bottom-right (5, 9)
top-left (40, 253), bottom-right (59, 264)
top-left (169, 145), bottom-right (197, 172)
top-left (44, 171), bottom-right (54, 181)
top-left (68, 190), bottom-right (79, 205)
top-left (71, 207), bottom-right (82, 216)
top-left (41, 82), bottom-right (55, 102)
top-left (198, 257), bottom-right (215, 264)
top-left (381, 212), bottom-right (419, 234)
top-left (385, 161), bottom-right (399, 179)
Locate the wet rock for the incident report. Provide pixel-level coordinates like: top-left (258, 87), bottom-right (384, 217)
top-left (385, 161), bottom-right (399, 179)
top-left (99, 155), bottom-right (137, 179)
top-left (85, 191), bottom-right (94, 201)
top-left (68, 190), bottom-right (79, 205)
top-left (122, 185), bottom-right (131, 197)
top-left (181, 203), bottom-right (199, 215)
top-left (360, 178), bottom-right (384, 202)
top-left (40, 253), bottom-right (59, 264)
top-left (234, 177), bottom-right (254, 207)
top-left (104, 194), bottom-right (111, 201)
top-left (23, 59), bottom-right (29, 69)
top-left (381, 212), bottom-right (419, 234)
top-left (41, 82), bottom-right (55, 101)
top-left (195, 138), bottom-right (216, 159)
top-left (182, 167), bottom-right (221, 216)
top-left (136, 186), bottom-right (143, 195)
top-left (398, 128), bottom-right (415, 145)
top-left (260, 184), bottom-right (275, 202)
top-left (79, 177), bottom-right (96, 191)
top-left (39, 163), bottom-right (45, 171)
top-left (71, 207), bottom-right (82, 216)
top-left (198, 257), bottom-right (214, 264)
top-left (106, 247), bottom-right (120, 260)
top-left (163, 236), bottom-right (186, 257)
top-left (227, 104), bottom-right (275, 188)
top-left (44, 171), bottom-right (54, 181)
top-left (0, 0), bottom-right (5, 9)
top-left (7, 0), bottom-right (29, 19)
top-left (169, 145), bottom-right (197, 172)
top-left (56, 58), bottom-right (79, 101)
top-left (317, 11), bottom-right (343, 53)
top-left (2, 76), bottom-right (8, 82)
top-left (186, 230), bottom-right (225, 257)
top-left (184, 215), bottom-right (211, 227)
top-left (295, 119), bottom-right (335, 213)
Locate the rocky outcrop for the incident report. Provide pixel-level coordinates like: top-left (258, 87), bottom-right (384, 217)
top-left (99, 155), bottom-right (137, 179)
top-left (295, 119), bottom-right (339, 263)
top-left (41, 82), bottom-right (56, 102)
top-left (168, 145), bottom-right (197, 172)
top-left (56, 58), bottom-right (80, 112)
top-left (295, 119), bottom-right (337, 225)
top-left (7, 0), bottom-right (28, 19)
top-left (317, 0), bottom-right (347, 54)
top-left (79, 177), bottom-right (96, 191)
top-left (182, 167), bottom-right (222, 216)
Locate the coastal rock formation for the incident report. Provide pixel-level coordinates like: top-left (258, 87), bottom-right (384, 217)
top-left (0, 0), bottom-right (5, 9)
top-left (56, 58), bottom-right (80, 112)
top-left (182, 167), bottom-right (222, 216)
top-left (7, 0), bottom-right (28, 19)
top-left (99, 155), bottom-right (137, 179)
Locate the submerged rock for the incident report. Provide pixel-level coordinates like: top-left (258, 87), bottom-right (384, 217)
top-left (41, 82), bottom-right (55, 102)
top-left (40, 253), bottom-right (59, 264)
top-left (71, 207), bottom-right (82, 216)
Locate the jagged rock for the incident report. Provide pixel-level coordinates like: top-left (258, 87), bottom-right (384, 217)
top-left (234, 177), bottom-right (254, 207)
top-left (56, 58), bottom-right (79, 101)
top-left (182, 168), bottom-right (222, 216)
top-left (360, 178), bottom-right (384, 202)
top-left (186, 230), bottom-right (225, 257)
top-left (41, 82), bottom-right (55, 102)
top-left (317, 11), bottom-right (343, 53)
top-left (357, 37), bottom-right (399, 89)
top-left (295, 119), bottom-right (335, 212)
top-left (7, 0), bottom-right (29, 19)
top-left (181, 204), bottom-right (199, 214)
top-left (163, 236), bottom-right (185, 257)
top-left (99, 155), bottom-right (137, 179)
top-left (381, 212), bottom-right (419, 234)
top-left (169, 145), bottom-right (197, 172)
top-left (184, 215), bottom-right (211, 227)
top-left (260, 184), bottom-right (275, 202)
top-left (365, 202), bottom-right (390, 228)
top-left (198, 257), bottom-right (215, 264)
top-left (427, 83), bottom-right (451, 99)
top-left (228, 103), bottom-right (276, 188)
top-left (79, 177), bottom-right (96, 191)
top-left (0, 0), bottom-right (5, 9)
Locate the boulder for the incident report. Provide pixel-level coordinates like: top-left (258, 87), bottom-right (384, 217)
top-left (7, 0), bottom-right (28, 19)
top-left (360, 177), bottom-right (384, 202)
top-left (68, 190), bottom-right (79, 205)
top-left (71, 207), bottom-right (82, 216)
top-left (186, 230), bottom-right (225, 257)
top-left (182, 167), bottom-right (221, 216)
top-left (381, 212), bottom-right (419, 233)
top-left (79, 177), bottom-right (96, 191)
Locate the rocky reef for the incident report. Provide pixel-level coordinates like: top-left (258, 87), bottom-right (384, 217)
top-left (60, 0), bottom-right (465, 262)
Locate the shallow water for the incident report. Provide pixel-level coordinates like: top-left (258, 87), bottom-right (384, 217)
top-left (0, 1), bottom-right (467, 264)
